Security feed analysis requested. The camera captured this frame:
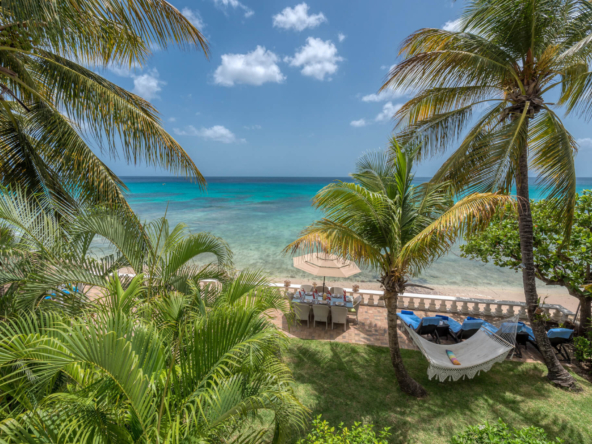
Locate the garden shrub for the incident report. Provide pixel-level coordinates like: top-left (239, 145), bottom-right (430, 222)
top-left (450, 419), bottom-right (562, 443)
top-left (574, 334), bottom-right (592, 362)
top-left (297, 415), bottom-right (390, 444)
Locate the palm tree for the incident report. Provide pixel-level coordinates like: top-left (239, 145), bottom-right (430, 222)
top-left (0, 0), bottom-right (208, 208)
top-left (0, 186), bottom-right (232, 314)
top-left (381, 0), bottom-right (585, 389)
top-left (285, 141), bottom-right (511, 398)
top-left (0, 272), bottom-right (307, 443)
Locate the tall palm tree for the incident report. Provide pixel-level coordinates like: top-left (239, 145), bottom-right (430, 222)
top-left (285, 141), bottom-right (511, 398)
top-left (0, 186), bottom-right (232, 315)
top-left (0, 0), bottom-right (208, 208)
top-left (0, 272), bottom-right (307, 443)
top-left (381, 0), bottom-right (585, 389)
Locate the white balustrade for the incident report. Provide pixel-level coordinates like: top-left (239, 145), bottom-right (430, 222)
top-left (270, 283), bottom-right (576, 324)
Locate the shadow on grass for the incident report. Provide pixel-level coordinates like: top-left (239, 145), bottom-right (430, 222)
top-left (284, 339), bottom-right (591, 444)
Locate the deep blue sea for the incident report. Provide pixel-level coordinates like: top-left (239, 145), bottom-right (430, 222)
top-left (122, 177), bottom-right (592, 288)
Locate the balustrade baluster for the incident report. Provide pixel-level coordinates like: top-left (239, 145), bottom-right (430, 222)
top-left (438, 300), bottom-right (447, 312)
top-left (428, 299), bottom-right (437, 311)
top-left (470, 302), bottom-right (480, 315)
top-left (494, 304), bottom-right (504, 316)
top-left (518, 305), bottom-right (527, 320)
top-left (407, 298), bottom-right (416, 310)
top-left (483, 303), bottom-right (492, 316)
top-left (449, 301), bottom-right (459, 313)
top-left (418, 298), bottom-right (426, 310)
top-left (461, 301), bottom-right (470, 315)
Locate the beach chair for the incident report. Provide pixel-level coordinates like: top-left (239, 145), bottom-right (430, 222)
top-left (293, 303), bottom-right (311, 327)
top-left (397, 310), bottom-right (442, 342)
top-left (522, 324), bottom-right (574, 362)
top-left (331, 306), bottom-right (348, 331)
top-left (312, 304), bottom-right (330, 329)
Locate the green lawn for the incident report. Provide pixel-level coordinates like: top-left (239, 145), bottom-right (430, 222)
top-left (283, 339), bottom-right (592, 444)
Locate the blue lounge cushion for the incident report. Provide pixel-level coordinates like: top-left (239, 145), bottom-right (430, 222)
top-left (461, 319), bottom-right (483, 331)
top-left (397, 312), bottom-right (422, 329)
top-left (420, 317), bottom-right (441, 327)
top-left (436, 314), bottom-right (462, 333)
top-left (548, 328), bottom-right (573, 340)
top-left (401, 310), bottom-right (414, 315)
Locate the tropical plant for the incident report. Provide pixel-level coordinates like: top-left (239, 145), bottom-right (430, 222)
top-left (0, 0), bottom-right (208, 209)
top-left (462, 190), bottom-right (592, 332)
top-left (296, 415), bottom-right (391, 444)
top-left (450, 419), bottom-right (563, 444)
top-left (0, 271), bottom-right (307, 443)
top-left (0, 186), bottom-right (232, 315)
top-left (382, 0), bottom-right (584, 389)
top-left (285, 140), bottom-right (512, 397)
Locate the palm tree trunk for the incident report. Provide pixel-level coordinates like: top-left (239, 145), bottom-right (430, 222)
top-left (577, 294), bottom-right (591, 334)
top-left (384, 289), bottom-right (427, 398)
top-left (516, 140), bottom-right (580, 390)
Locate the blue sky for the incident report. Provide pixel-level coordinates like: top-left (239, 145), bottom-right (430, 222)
top-left (98, 0), bottom-right (592, 178)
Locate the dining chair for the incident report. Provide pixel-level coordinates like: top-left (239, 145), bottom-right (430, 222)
top-left (331, 306), bottom-right (348, 331)
top-left (301, 284), bottom-right (313, 293)
top-left (330, 287), bottom-right (345, 297)
top-left (315, 285), bottom-right (330, 294)
top-left (293, 303), bottom-right (311, 327)
top-left (348, 295), bottom-right (362, 325)
top-left (312, 304), bottom-right (330, 329)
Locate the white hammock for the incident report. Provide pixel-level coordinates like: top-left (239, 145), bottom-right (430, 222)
top-left (402, 318), bottom-right (518, 382)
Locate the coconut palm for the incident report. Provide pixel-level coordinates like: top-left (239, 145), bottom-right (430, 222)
top-left (285, 140), bottom-right (511, 398)
top-left (0, 272), bottom-right (306, 443)
top-left (0, 0), bottom-right (208, 209)
top-left (0, 186), bottom-right (232, 315)
top-left (381, 0), bottom-right (587, 389)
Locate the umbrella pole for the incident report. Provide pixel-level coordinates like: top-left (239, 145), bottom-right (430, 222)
top-left (322, 276), bottom-right (326, 294)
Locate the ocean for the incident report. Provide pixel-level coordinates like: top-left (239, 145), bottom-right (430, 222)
top-left (122, 177), bottom-right (592, 288)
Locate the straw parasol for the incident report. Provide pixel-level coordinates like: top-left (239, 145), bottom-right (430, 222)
top-left (293, 253), bottom-right (361, 293)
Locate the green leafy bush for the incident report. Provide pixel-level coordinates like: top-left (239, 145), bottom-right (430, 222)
top-left (450, 419), bottom-right (562, 443)
top-left (297, 415), bottom-right (391, 444)
top-left (574, 334), bottom-right (592, 362)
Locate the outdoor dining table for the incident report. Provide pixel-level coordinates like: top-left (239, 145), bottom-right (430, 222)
top-left (291, 293), bottom-right (354, 309)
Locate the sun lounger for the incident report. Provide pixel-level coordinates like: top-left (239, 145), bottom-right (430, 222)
top-left (521, 323), bottom-right (574, 362)
top-left (397, 310), bottom-right (442, 342)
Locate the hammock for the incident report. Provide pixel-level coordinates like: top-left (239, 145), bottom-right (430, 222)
top-left (401, 317), bottom-right (518, 382)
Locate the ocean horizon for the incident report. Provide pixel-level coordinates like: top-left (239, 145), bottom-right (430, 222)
top-left (120, 176), bottom-right (592, 289)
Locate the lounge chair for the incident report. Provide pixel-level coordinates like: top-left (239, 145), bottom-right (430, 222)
top-left (293, 303), bottom-right (311, 327)
top-left (348, 295), bottom-right (362, 324)
top-left (397, 310), bottom-right (442, 343)
top-left (522, 324), bottom-right (574, 362)
top-left (449, 316), bottom-right (499, 342)
top-left (331, 306), bottom-right (348, 331)
top-left (312, 304), bottom-right (330, 329)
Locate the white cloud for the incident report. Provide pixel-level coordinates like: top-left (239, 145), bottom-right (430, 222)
top-left (286, 37), bottom-right (343, 81)
top-left (133, 69), bottom-right (166, 100)
top-left (182, 8), bottom-right (205, 29)
top-left (214, 46), bottom-right (285, 86)
top-left (361, 89), bottom-right (409, 103)
top-left (213, 0), bottom-right (253, 18)
top-left (168, 117), bottom-right (176, 122)
top-left (577, 138), bottom-right (592, 148)
top-left (350, 119), bottom-right (367, 127)
top-left (273, 3), bottom-right (327, 31)
top-left (243, 124), bottom-right (262, 130)
top-left (443, 18), bottom-right (461, 32)
top-left (338, 33), bottom-right (346, 42)
top-left (106, 62), bottom-right (141, 77)
top-left (375, 102), bottom-right (402, 122)
top-left (174, 125), bottom-right (245, 143)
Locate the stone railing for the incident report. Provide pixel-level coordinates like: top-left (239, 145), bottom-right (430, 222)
top-left (271, 283), bottom-right (576, 324)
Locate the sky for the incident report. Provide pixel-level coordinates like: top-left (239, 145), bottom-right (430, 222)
top-left (97, 0), bottom-right (592, 178)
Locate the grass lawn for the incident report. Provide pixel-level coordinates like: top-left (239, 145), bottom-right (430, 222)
top-left (283, 339), bottom-right (592, 444)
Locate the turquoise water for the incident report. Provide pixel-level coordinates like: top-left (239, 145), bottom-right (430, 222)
top-left (123, 177), bottom-right (592, 288)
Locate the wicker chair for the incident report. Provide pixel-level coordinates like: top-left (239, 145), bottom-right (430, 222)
top-left (312, 304), bottom-right (330, 329)
top-left (300, 284), bottom-right (313, 293)
top-left (331, 306), bottom-right (348, 331)
top-left (348, 295), bottom-right (362, 324)
top-left (293, 303), bottom-right (311, 327)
